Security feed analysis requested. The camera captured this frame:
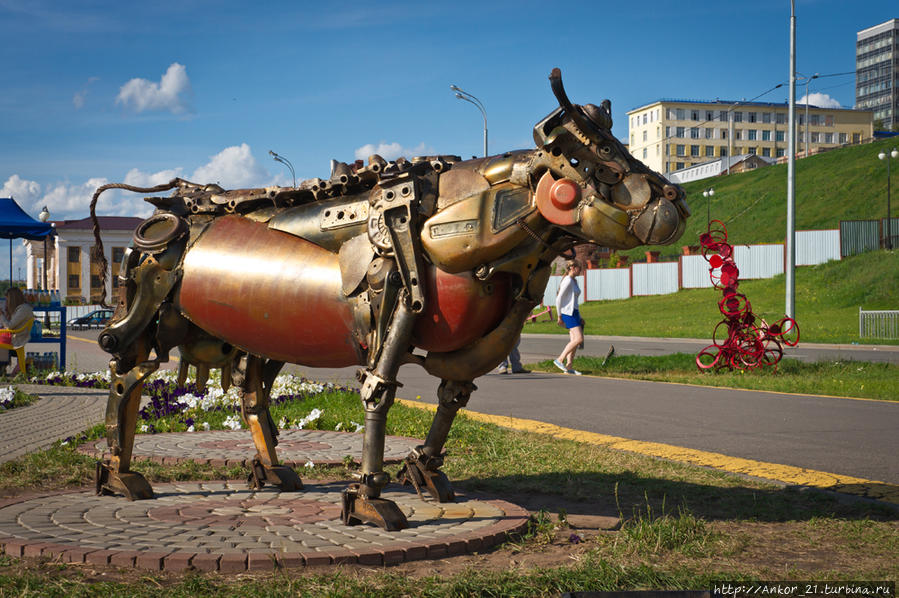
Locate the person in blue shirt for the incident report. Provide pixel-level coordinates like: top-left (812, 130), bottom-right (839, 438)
top-left (553, 260), bottom-right (584, 375)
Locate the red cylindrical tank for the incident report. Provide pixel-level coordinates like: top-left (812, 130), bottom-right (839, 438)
top-left (412, 268), bottom-right (511, 353)
top-left (178, 216), bottom-right (363, 367)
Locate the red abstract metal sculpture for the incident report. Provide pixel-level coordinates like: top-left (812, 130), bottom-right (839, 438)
top-left (696, 221), bottom-right (798, 371)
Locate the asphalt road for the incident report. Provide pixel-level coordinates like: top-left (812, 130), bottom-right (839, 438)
top-left (51, 330), bottom-right (899, 484)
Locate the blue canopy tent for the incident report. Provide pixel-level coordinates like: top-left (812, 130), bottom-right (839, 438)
top-left (0, 197), bottom-right (54, 285)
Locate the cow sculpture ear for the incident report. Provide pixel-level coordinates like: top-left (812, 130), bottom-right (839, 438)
top-left (548, 68), bottom-right (610, 142)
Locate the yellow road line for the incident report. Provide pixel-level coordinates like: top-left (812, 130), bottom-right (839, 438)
top-left (397, 397), bottom-right (899, 505)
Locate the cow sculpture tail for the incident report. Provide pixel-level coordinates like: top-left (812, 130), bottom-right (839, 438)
top-left (88, 178), bottom-right (188, 308)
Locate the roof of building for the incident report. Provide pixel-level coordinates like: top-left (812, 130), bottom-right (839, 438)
top-left (857, 18), bottom-right (898, 40)
top-left (52, 216), bottom-right (143, 231)
top-left (627, 98), bottom-right (867, 114)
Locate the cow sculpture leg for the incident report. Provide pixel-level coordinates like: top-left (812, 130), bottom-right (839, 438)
top-left (96, 333), bottom-right (159, 500)
top-left (341, 296), bottom-right (416, 531)
top-left (398, 379), bottom-right (474, 503)
top-left (239, 355), bottom-right (303, 491)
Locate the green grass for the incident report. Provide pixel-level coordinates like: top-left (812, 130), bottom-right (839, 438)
top-left (527, 250), bottom-right (899, 344)
top-left (1, 379), bottom-right (897, 594)
top-left (620, 136), bottom-right (899, 261)
top-left (530, 353), bottom-right (898, 401)
top-left (0, 387), bottom-right (38, 411)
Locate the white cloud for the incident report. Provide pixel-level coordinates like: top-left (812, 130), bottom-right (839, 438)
top-left (1, 175), bottom-right (42, 205)
top-left (73, 76), bottom-right (99, 110)
top-left (190, 143), bottom-right (269, 188)
top-left (123, 167), bottom-right (184, 188)
top-left (116, 63), bottom-right (192, 115)
top-left (354, 141), bottom-right (434, 162)
top-left (797, 92), bottom-right (841, 109)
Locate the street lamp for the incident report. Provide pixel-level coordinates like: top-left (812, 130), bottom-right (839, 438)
top-left (450, 84), bottom-right (488, 158)
top-left (702, 188), bottom-right (715, 226)
top-left (38, 206), bottom-right (51, 327)
top-left (797, 72), bottom-right (818, 158)
top-left (878, 147), bottom-right (898, 250)
top-left (268, 150), bottom-right (296, 188)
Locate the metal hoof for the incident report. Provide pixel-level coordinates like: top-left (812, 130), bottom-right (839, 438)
top-left (340, 484), bottom-right (409, 531)
top-left (95, 460), bottom-right (154, 500)
top-left (398, 458), bottom-right (455, 503)
top-left (247, 457), bottom-right (303, 491)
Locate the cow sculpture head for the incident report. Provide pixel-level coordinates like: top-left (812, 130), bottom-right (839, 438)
top-left (531, 68), bottom-right (689, 251)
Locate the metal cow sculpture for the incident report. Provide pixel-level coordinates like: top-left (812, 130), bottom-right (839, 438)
top-left (90, 69), bottom-right (689, 531)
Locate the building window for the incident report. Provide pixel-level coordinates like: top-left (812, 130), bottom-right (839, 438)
top-left (642, 130), bottom-right (647, 142)
top-left (762, 148), bottom-right (771, 157)
top-left (748, 112), bottom-right (757, 123)
top-left (691, 145), bottom-right (700, 157)
top-left (676, 144), bottom-right (685, 156)
top-left (825, 132), bottom-right (833, 144)
top-left (825, 115), bottom-right (833, 126)
top-left (720, 129), bottom-right (728, 139)
top-left (90, 275), bottom-right (102, 289)
top-left (748, 129), bottom-right (757, 140)
top-left (690, 127), bottom-right (700, 139)
top-left (733, 112), bottom-right (743, 123)
top-left (776, 113), bottom-right (786, 124)
top-left (642, 148), bottom-right (647, 159)
top-left (68, 247), bottom-right (80, 263)
top-left (112, 247), bottom-right (125, 264)
top-left (839, 132), bottom-right (848, 144)
top-left (68, 274), bottom-right (79, 289)
top-left (776, 148), bottom-right (785, 157)
top-left (762, 112), bottom-right (772, 124)
top-left (719, 110), bottom-right (728, 122)
top-left (705, 146), bottom-right (714, 157)
top-left (798, 114), bottom-right (805, 125)
top-left (676, 126), bottom-right (685, 138)
top-left (691, 110), bottom-right (699, 121)
top-left (852, 133), bottom-right (860, 143)
top-left (706, 111), bottom-right (714, 121)
top-left (811, 132), bottom-right (820, 143)
top-left (735, 130), bottom-right (743, 140)
top-left (642, 114), bottom-right (648, 125)
top-left (776, 130), bottom-right (785, 142)
top-left (676, 162), bottom-right (684, 170)
top-left (761, 130), bottom-right (771, 141)
top-left (810, 114), bottom-right (820, 126)
top-left (720, 147), bottom-right (728, 157)
top-left (705, 128), bottom-right (713, 139)
top-left (676, 108), bottom-right (685, 120)
top-left (748, 147), bottom-right (757, 155)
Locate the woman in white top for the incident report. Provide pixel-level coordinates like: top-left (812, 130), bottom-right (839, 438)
top-left (554, 260), bottom-right (583, 375)
top-left (0, 287), bottom-right (34, 375)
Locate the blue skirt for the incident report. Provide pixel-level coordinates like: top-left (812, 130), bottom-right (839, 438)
top-left (560, 309), bottom-right (582, 329)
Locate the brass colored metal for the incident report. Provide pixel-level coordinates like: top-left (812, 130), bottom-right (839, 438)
top-left (90, 68), bottom-right (688, 530)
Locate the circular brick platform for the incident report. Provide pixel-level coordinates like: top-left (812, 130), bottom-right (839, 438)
top-left (0, 481), bottom-right (529, 571)
top-left (78, 429), bottom-right (421, 467)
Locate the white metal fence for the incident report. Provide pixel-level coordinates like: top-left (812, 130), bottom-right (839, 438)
top-left (859, 309), bottom-right (899, 339)
top-left (543, 228), bottom-right (843, 305)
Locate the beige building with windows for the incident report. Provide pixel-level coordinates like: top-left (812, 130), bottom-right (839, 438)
top-left (626, 99), bottom-right (874, 175)
top-left (24, 216), bottom-right (142, 304)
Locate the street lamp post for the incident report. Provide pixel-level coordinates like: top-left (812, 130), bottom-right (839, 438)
top-left (702, 188), bottom-right (715, 227)
top-left (797, 73), bottom-right (819, 158)
top-left (268, 150), bottom-right (296, 188)
top-left (450, 85), bottom-right (488, 158)
top-left (878, 147), bottom-right (898, 250)
top-left (38, 206), bottom-right (51, 328)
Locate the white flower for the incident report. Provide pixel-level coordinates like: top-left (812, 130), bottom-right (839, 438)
top-left (304, 460), bottom-right (315, 469)
top-left (351, 421), bottom-right (363, 433)
top-left (278, 417), bottom-right (289, 429)
top-left (139, 424), bottom-right (149, 433)
top-left (186, 425), bottom-right (195, 432)
top-left (296, 408), bottom-right (322, 430)
top-left (201, 422), bottom-right (211, 431)
top-left (222, 415), bottom-right (242, 430)
top-left (334, 422), bottom-right (343, 431)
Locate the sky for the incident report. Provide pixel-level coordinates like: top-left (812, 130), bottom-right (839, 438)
top-left (0, 0), bottom-right (895, 278)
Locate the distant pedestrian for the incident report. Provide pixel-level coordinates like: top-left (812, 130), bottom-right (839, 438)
top-left (553, 260), bottom-right (583, 375)
top-left (496, 339), bottom-right (530, 374)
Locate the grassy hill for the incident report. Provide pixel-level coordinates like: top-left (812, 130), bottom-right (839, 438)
top-left (526, 249), bottom-right (898, 344)
top-left (619, 136), bottom-right (899, 261)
